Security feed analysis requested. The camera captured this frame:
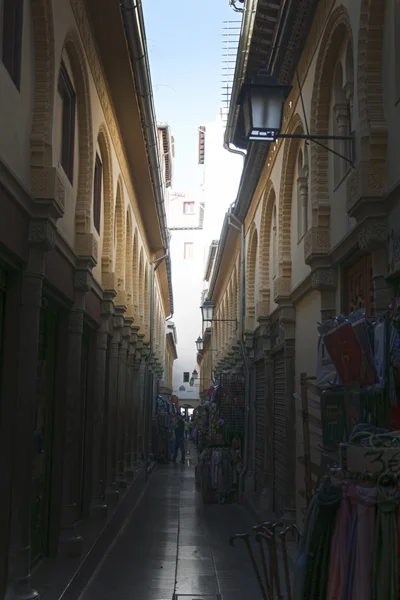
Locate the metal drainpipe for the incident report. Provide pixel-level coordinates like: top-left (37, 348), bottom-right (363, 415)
top-left (238, 222), bottom-right (250, 503)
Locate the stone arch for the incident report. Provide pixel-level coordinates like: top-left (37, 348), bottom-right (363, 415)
top-left (144, 262), bottom-right (149, 336)
top-left (132, 229), bottom-right (139, 316)
top-left (114, 179), bottom-right (125, 297)
top-left (310, 6), bottom-right (353, 214)
top-left (278, 115), bottom-right (306, 275)
top-left (125, 209), bottom-right (134, 314)
top-left (357, 0), bottom-right (388, 163)
top-left (62, 29), bottom-right (94, 242)
top-left (259, 181), bottom-right (276, 314)
top-left (246, 225), bottom-right (258, 325)
top-left (232, 265), bottom-right (239, 328)
top-left (30, 0), bottom-right (55, 169)
top-left (138, 247), bottom-right (144, 321)
top-left (98, 124), bottom-right (114, 279)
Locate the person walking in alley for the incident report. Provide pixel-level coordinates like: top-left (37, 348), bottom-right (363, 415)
top-left (173, 414), bottom-right (185, 464)
top-left (184, 418), bottom-right (190, 440)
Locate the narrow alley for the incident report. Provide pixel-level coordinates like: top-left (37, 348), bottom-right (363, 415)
top-left (77, 445), bottom-right (262, 600)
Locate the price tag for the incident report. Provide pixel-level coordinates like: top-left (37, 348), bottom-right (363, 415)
top-left (340, 444), bottom-right (400, 476)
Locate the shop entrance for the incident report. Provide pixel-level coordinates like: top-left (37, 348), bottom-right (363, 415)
top-left (273, 350), bottom-right (286, 517)
top-left (31, 301), bottom-right (58, 564)
top-left (255, 359), bottom-right (266, 494)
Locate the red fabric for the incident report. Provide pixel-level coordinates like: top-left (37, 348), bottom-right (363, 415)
top-left (324, 323), bottom-right (376, 385)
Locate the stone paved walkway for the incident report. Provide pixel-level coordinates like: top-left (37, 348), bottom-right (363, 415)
top-left (78, 444), bottom-right (264, 600)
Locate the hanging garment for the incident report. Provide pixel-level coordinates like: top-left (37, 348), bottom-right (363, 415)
top-left (341, 485), bottom-right (359, 600)
top-left (327, 483), bottom-right (352, 600)
top-left (302, 479), bottom-right (342, 600)
top-left (293, 493), bottom-right (319, 600)
top-left (372, 487), bottom-right (399, 600)
top-left (352, 485), bottom-right (377, 600)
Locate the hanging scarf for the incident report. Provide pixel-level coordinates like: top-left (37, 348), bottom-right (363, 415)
top-left (341, 484), bottom-right (359, 600)
top-left (372, 486), bottom-right (399, 600)
top-left (327, 482), bottom-right (351, 600)
top-left (352, 485), bottom-right (377, 600)
top-left (302, 478), bottom-right (342, 600)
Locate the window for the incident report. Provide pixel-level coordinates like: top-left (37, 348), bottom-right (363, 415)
top-left (183, 202), bottom-right (195, 215)
top-left (183, 372), bottom-right (190, 383)
top-left (184, 242), bottom-right (194, 260)
top-left (93, 154), bottom-right (102, 234)
top-left (58, 62), bottom-right (76, 183)
top-left (2, 0), bottom-right (24, 88)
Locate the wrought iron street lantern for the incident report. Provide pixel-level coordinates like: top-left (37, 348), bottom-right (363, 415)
top-left (192, 369), bottom-right (198, 380)
top-left (238, 73), bottom-right (292, 142)
top-left (200, 299), bottom-right (215, 323)
top-left (237, 69), bottom-right (354, 165)
top-left (195, 336), bottom-right (204, 352)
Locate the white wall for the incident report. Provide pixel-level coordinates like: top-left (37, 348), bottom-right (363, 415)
top-left (169, 193), bottom-right (204, 402)
top-left (201, 113), bottom-right (243, 247)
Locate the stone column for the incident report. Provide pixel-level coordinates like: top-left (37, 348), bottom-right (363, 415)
top-left (298, 176), bottom-right (308, 236)
top-left (5, 220), bottom-right (56, 600)
top-left (105, 315), bottom-right (123, 501)
top-left (90, 293), bottom-right (114, 518)
top-left (124, 328), bottom-right (138, 479)
top-left (334, 103), bottom-right (351, 180)
top-left (116, 323), bottom-right (130, 489)
top-left (131, 354), bottom-right (142, 464)
top-left (310, 267), bottom-right (337, 322)
top-left (279, 304), bottom-right (297, 523)
top-left (59, 268), bottom-right (91, 557)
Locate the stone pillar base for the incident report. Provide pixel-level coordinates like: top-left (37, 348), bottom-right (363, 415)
top-left (89, 499), bottom-right (108, 520)
top-left (4, 581), bottom-right (40, 600)
top-left (58, 530), bottom-right (83, 558)
top-left (105, 484), bottom-right (120, 505)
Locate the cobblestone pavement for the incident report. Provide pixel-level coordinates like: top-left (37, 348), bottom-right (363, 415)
top-left (78, 444), bottom-right (264, 600)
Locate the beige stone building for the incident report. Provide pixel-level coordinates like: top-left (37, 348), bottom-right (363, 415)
top-left (199, 0), bottom-right (398, 525)
top-left (0, 1), bottom-right (175, 598)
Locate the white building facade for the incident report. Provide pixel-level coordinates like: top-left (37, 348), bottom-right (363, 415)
top-left (168, 192), bottom-right (204, 407)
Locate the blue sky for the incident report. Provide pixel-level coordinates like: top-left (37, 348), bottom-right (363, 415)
top-left (143, 0), bottom-right (240, 190)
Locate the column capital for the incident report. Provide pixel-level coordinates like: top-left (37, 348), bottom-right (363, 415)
top-left (358, 216), bottom-right (387, 252)
top-left (29, 218), bottom-right (56, 252)
top-left (74, 267), bottom-right (92, 293)
top-left (310, 266), bottom-right (337, 291)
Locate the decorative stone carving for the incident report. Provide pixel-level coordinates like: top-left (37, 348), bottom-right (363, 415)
top-left (29, 219), bottom-right (56, 251)
top-left (358, 217), bottom-right (387, 251)
top-left (273, 275), bottom-right (291, 302)
top-left (31, 166), bottom-right (65, 216)
top-left (75, 232), bottom-right (98, 265)
top-left (112, 315), bottom-right (124, 330)
top-left (74, 269), bottom-right (92, 293)
top-left (304, 226), bottom-right (330, 265)
top-left (347, 161), bottom-right (386, 218)
top-left (311, 267), bottom-right (336, 291)
top-left (102, 272), bottom-right (117, 293)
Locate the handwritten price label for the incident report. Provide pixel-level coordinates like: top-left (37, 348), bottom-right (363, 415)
top-left (340, 445), bottom-right (400, 475)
